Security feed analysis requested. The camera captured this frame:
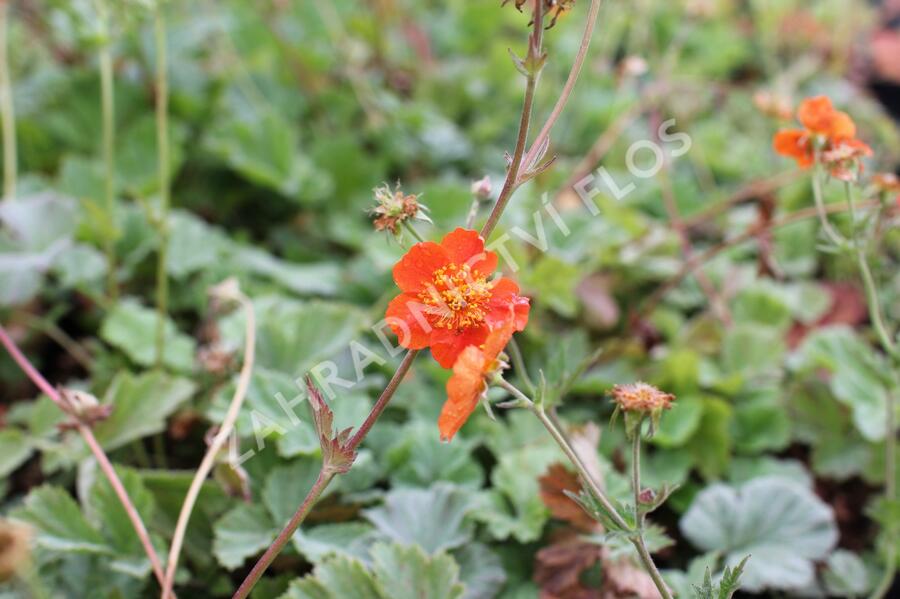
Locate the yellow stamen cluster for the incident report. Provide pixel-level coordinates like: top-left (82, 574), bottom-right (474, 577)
top-left (610, 382), bottom-right (675, 413)
top-left (419, 263), bottom-right (492, 330)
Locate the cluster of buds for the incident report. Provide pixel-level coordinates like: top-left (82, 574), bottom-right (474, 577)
top-left (609, 382), bottom-right (675, 437)
top-left (0, 520), bottom-right (32, 583)
top-left (57, 387), bottom-right (113, 430)
top-left (370, 183), bottom-right (431, 236)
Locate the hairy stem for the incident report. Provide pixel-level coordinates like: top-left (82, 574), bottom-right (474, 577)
top-left (0, 325), bottom-right (167, 589)
top-left (480, 0), bottom-right (543, 239)
top-left (495, 378), bottom-right (671, 599)
top-left (838, 183), bottom-right (898, 599)
top-left (99, 32), bottom-right (118, 300)
top-left (154, 5), bottom-right (171, 368)
top-left (0, 0), bottom-right (16, 200)
top-left (520, 0), bottom-right (603, 171)
top-left (162, 291), bottom-right (256, 599)
top-left (233, 4), bottom-right (604, 594)
top-left (232, 470), bottom-right (335, 599)
top-left (632, 430), bottom-right (642, 525)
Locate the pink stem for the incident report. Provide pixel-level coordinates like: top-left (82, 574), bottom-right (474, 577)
top-left (0, 324), bottom-right (168, 589)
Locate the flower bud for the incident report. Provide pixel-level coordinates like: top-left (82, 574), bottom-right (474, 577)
top-left (470, 176), bottom-right (492, 201)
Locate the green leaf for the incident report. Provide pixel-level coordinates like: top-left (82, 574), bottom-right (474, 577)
top-left (100, 299), bottom-right (197, 371)
top-left (0, 428), bottom-right (33, 477)
top-left (281, 555), bottom-right (381, 599)
top-left (687, 398), bottom-right (732, 480)
top-left (165, 210), bottom-right (227, 279)
top-left (0, 193), bottom-right (78, 306)
top-left (680, 477), bottom-right (838, 592)
top-left (212, 503), bottom-right (278, 570)
top-left (385, 424), bottom-right (483, 490)
top-left (292, 522), bottom-right (382, 564)
top-left (280, 544), bottom-right (465, 599)
top-left (205, 105), bottom-right (323, 200)
top-left (822, 550), bottom-right (870, 597)
top-left (452, 543), bottom-right (507, 599)
top-left (88, 465), bottom-right (156, 558)
top-left (790, 326), bottom-right (893, 441)
top-left (93, 371), bottom-right (195, 451)
top-left (731, 400), bottom-right (791, 454)
top-left (371, 543), bottom-right (465, 599)
top-left (521, 256), bottom-right (580, 318)
top-left (262, 458), bottom-right (324, 525)
top-left (652, 394), bottom-right (704, 448)
top-left (474, 446), bottom-right (556, 543)
top-left (219, 296), bottom-right (366, 377)
top-left (11, 486), bottom-right (109, 554)
top-left (363, 484), bottom-right (476, 554)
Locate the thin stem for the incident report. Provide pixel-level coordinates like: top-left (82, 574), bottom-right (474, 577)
top-left (520, 0), bottom-right (603, 171)
top-left (0, 324), bottom-right (167, 589)
top-left (99, 28), bottom-right (118, 300)
top-left (464, 197), bottom-right (481, 229)
top-left (403, 220), bottom-right (425, 243)
top-left (163, 293), bottom-right (256, 599)
top-left (480, 2), bottom-right (544, 239)
top-left (233, 4), bottom-right (604, 594)
top-left (19, 313), bottom-right (94, 371)
top-left (810, 163), bottom-right (847, 248)
top-left (231, 470), bottom-right (335, 599)
top-left (154, 5), bottom-right (171, 368)
top-left (840, 183), bottom-right (897, 599)
top-left (347, 350), bottom-right (419, 448)
top-left (632, 430), bottom-right (642, 525)
top-left (495, 378), bottom-right (671, 599)
top-left (507, 336), bottom-right (536, 394)
top-left (637, 199), bottom-right (879, 319)
top-left (0, 0), bottom-right (16, 200)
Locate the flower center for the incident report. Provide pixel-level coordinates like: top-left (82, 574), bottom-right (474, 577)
top-left (419, 263), bottom-right (492, 330)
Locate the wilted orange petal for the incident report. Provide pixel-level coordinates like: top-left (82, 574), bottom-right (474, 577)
top-left (439, 346), bottom-right (488, 441)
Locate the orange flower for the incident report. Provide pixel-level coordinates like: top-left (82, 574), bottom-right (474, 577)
top-left (796, 96), bottom-right (856, 139)
top-left (773, 96), bottom-right (867, 171)
top-left (385, 228), bottom-right (529, 368)
top-left (438, 318), bottom-right (516, 441)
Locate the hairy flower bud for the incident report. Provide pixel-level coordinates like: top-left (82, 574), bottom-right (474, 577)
top-left (470, 176), bottom-right (492, 201)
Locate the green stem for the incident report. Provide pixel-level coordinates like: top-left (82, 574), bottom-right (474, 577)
top-left (507, 336), bottom-right (536, 394)
top-left (632, 429), bottom-right (642, 525)
top-left (0, 0), bottom-right (16, 200)
top-left (495, 378), bottom-right (671, 599)
top-left (810, 163), bottom-right (847, 249)
top-left (153, 5), bottom-right (170, 368)
top-left (403, 220), bottom-right (425, 243)
top-left (99, 24), bottom-right (118, 300)
top-left (840, 183), bottom-right (898, 599)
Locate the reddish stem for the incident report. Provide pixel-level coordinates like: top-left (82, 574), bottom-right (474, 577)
top-left (0, 324), bottom-right (168, 590)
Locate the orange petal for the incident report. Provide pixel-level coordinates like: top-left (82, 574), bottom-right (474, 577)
top-left (486, 278), bottom-right (530, 330)
top-left (440, 228), bottom-right (498, 276)
top-left (430, 325), bottom-right (489, 368)
top-left (385, 293), bottom-right (432, 349)
top-left (798, 95), bottom-right (836, 134)
top-left (482, 318), bottom-right (517, 359)
top-left (392, 242), bottom-right (450, 293)
top-left (827, 111), bottom-right (856, 141)
top-left (773, 129), bottom-right (813, 168)
top-left (439, 346), bottom-right (488, 441)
